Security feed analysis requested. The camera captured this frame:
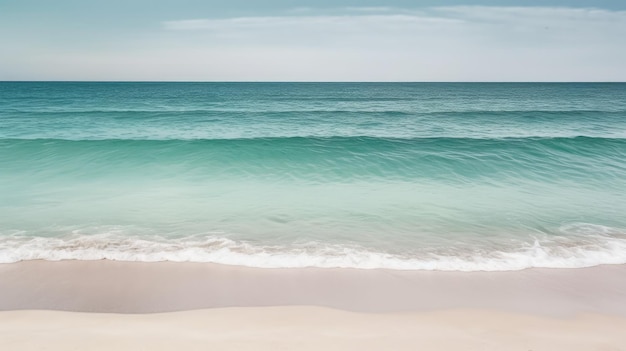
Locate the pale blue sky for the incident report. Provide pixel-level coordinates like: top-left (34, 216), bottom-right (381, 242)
top-left (1, 1), bottom-right (625, 81)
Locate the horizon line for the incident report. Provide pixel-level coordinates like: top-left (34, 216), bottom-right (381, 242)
top-left (2, 80), bottom-right (625, 84)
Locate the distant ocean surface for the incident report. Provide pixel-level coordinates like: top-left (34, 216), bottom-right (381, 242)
top-left (1, 82), bottom-right (626, 271)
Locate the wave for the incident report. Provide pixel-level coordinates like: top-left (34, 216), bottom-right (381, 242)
top-left (1, 224), bottom-right (625, 271)
top-left (2, 135), bottom-right (626, 142)
top-left (4, 108), bottom-right (625, 114)
top-left (2, 136), bottom-right (624, 164)
top-left (3, 107), bottom-right (626, 141)
top-left (3, 123), bottom-right (626, 141)
top-left (2, 136), bottom-right (624, 184)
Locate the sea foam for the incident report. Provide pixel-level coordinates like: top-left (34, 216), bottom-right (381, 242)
top-left (2, 224), bottom-right (625, 271)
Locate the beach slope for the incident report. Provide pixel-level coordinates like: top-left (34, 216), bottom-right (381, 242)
top-left (2, 307), bottom-right (626, 351)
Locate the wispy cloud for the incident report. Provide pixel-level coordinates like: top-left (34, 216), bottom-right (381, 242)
top-left (160, 6), bottom-right (626, 53)
top-left (162, 14), bottom-right (462, 32)
top-left (162, 9), bottom-right (459, 32)
top-left (161, 6), bottom-right (626, 47)
top-left (163, 6), bottom-right (626, 30)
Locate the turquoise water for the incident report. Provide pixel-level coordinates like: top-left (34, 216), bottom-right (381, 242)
top-left (1, 82), bottom-right (626, 270)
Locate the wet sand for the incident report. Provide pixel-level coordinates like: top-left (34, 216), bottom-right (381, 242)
top-left (1, 261), bottom-right (626, 350)
top-left (1, 260), bottom-right (625, 315)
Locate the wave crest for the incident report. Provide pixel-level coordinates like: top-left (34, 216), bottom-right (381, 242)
top-left (2, 223), bottom-right (625, 271)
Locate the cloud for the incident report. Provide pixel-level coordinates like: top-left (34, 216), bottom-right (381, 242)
top-left (157, 6), bottom-right (626, 81)
top-left (159, 6), bottom-right (626, 50)
top-left (162, 6), bottom-right (626, 31)
top-left (3, 6), bottom-right (626, 81)
top-left (161, 12), bottom-right (462, 33)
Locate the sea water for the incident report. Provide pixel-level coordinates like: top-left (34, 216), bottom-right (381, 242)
top-left (1, 82), bottom-right (625, 271)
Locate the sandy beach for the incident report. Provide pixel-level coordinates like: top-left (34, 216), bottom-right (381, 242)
top-left (1, 261), bottom-right (626, 350)
top-left (3, 307), bottom-right (626, 351)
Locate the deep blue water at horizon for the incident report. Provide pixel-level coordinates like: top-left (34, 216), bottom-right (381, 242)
top-left (1, 82), bottom-right (626, 270)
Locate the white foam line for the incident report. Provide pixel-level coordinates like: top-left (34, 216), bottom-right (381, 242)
top-left (1, 223), bottom-right (626, 271)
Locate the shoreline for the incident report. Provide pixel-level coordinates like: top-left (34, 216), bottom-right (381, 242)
top-left (1, 260), bottom-right (625, 315)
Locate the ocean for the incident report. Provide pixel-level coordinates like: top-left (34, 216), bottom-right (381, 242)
top-left (1, 82), bottom-right (625, 271)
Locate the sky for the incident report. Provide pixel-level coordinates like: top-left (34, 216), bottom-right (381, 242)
top-left (1, 0), bottom-right (625, 81)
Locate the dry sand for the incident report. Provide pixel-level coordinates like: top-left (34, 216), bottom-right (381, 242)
top-left (1, 261), bottom-right (626, 350)
top-left (2, 307), bottom-right (626, 350)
